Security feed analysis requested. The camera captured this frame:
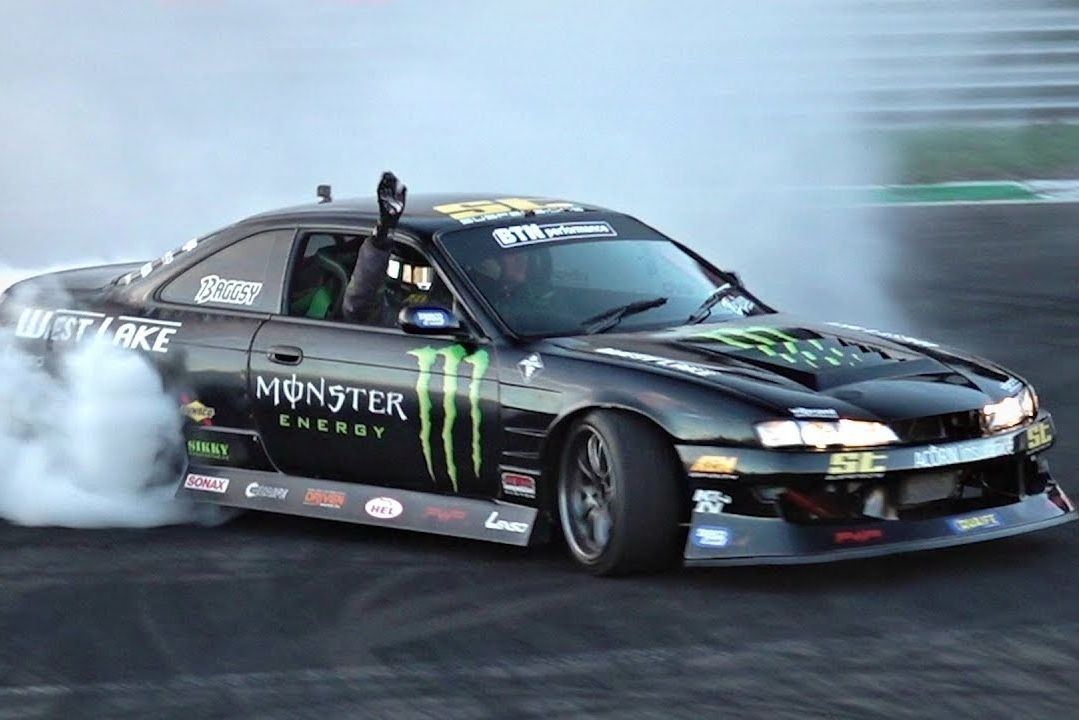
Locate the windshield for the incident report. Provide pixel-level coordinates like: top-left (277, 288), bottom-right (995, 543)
top-left (439, 217), bottom-right (768, 336)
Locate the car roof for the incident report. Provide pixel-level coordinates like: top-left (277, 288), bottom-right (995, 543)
top-left (243, 192), bottom-right (613, 237)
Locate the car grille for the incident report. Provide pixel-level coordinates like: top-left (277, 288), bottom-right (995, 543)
top-left (768, 455), bottom-right (1034, 524)
top-left (892, 410), bottom-right (984, 444)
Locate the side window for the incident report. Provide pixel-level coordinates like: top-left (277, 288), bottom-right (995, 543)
top-left (160, 229), bottom-right (294, 312)
top-left (286, 231), bottom-right (365, 320)
top-left (286, 231), bottom-right (462, 327)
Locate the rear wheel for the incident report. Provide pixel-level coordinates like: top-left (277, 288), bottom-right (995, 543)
top-left (556, 410), bottom-right (682, 575)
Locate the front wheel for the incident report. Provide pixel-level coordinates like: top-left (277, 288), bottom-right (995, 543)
top-left (557, 410), bottom-right (682, 575)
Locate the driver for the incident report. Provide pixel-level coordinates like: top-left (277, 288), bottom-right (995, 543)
top-left (470, 247), bottom-right (554, 322)
top-left (474, 253), bottom-right (529, 304)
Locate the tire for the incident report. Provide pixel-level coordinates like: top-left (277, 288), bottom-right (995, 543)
top-left (556, 410), bottom-right (682, 576)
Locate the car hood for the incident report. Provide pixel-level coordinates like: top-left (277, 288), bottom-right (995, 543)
top-left (549, 314), bottom-right (1020, 422)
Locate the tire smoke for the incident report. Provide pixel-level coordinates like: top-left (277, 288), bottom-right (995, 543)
top-left (0, 283), bottom-right (213, 527)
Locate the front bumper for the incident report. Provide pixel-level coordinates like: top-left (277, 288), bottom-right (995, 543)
top-left (684, 485), bottom-right (1074, 566)
top-left (678, 414), bottom-right (1076, 565)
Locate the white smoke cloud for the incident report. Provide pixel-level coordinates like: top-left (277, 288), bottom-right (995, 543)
top-left (0, 326), bottom-right (210, 527)
top-left (0, 272), bottom-right (233, 527)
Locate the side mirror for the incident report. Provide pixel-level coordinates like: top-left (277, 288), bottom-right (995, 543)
top-left (398, 305), bottom-right (464, 335)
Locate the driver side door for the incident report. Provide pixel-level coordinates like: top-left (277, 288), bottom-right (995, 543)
top-left (248, 231), bottom-right (501, 497)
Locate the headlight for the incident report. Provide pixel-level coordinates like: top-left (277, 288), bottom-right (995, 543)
top-left (982, 386), bottom-right (1037, 432)
top-left (1019, 386), bottom-right (1037, 417)
top-left (755, 419), bottom-right (899, 449)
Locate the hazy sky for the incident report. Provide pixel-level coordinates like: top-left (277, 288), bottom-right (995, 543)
top-left (0, 0), bottom-right (916, 323)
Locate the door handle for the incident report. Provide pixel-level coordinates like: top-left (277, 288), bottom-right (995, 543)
top-left (267, 345), bottom-right (303, 365)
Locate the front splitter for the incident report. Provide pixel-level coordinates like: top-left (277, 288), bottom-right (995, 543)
top-left (684, 486), bottom-right (1076, 566)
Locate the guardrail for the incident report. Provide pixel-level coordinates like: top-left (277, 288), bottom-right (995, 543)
top-left (841, 1), bottom-right (1079, 126)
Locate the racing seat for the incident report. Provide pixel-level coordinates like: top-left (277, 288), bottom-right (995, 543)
top-left (288, 236), bottom-right (356, 321)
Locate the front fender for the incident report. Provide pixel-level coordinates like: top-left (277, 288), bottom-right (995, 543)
top-left (539, 367), bottom-right (765, 450)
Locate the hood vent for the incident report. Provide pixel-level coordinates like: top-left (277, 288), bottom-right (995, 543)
top-left (682, 326), bottom-right (934, 390)
top-left (686, 326), bottom-right (911, 367)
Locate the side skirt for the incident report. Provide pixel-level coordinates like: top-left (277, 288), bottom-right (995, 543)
top-left (176, 465), bottom-right (539, 546)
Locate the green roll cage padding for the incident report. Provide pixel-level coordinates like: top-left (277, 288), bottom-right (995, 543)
top-left (305, 285), bottom-right (334, 319)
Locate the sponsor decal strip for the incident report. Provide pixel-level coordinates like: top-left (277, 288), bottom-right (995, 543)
top-left (680, 421), bottom-right (1043, 478)
top-left (913, 435), bottom-right (1014, 469)
top-left (492, 221), bottom-right (617, 247)
top-left (177, 467), bottom-right (537, 546)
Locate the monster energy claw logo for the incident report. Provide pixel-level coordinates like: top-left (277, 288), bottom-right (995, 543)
top-left (692, 326), bottom-right (866, 369)
top-left (408, 345), bottom-right (490, 493)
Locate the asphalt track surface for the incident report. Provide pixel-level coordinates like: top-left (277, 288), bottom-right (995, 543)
top-left (2, 203), bottom-right (1078, 719)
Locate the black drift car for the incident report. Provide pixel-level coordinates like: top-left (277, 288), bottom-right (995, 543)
top-left (4, 192), bottom-right (1073, 574)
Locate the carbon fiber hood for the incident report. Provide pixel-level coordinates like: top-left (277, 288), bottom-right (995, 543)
top-left (552, 314), bottom-right (1019, 421)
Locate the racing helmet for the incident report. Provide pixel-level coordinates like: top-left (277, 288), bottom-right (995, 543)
top-left (385, 252), bottom-right (436, 308)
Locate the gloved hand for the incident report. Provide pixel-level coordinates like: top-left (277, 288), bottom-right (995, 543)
top-left (377, 171), bottom-right (407, 228)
